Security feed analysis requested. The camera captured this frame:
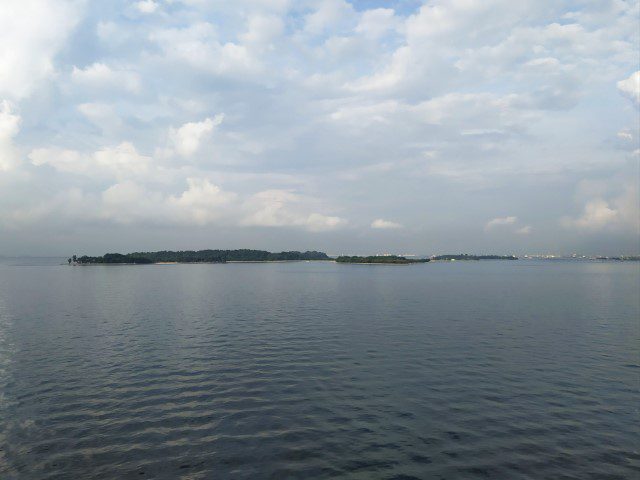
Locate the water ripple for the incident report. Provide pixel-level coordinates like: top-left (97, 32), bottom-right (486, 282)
top-left (0, 261), bottom-right (638, 479)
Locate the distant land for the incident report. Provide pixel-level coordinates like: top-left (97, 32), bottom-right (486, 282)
top-left (431, 254), bottom-right (518, 261)
top-left (65, 251), bottom-right (640, 265)
top-left (523, 254), bottom-right (640, 261)
top-left (70, 250), bottom-right (330, 264)
top-left (336, 255), bottom-right (429, 264)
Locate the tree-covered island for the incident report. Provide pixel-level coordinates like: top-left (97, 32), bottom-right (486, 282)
top-left (70, 250), bottom-right (331, 264)
top-left (68, 250), bottom-right (522, 265)
top-left (336, 255), bottom-right (430, 264)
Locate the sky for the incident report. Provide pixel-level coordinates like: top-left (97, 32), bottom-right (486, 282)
top-left (0, 0), bottom-right (638, 256)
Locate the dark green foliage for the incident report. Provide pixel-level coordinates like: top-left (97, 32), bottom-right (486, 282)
top-left (336, 255), bottom-right (429, 264)
top-left (431, 254), bottom-right (518, 260)
top-left (76, 253), bottom-right (152, 264)
top-left (73, 250), bottom-right (330, 264)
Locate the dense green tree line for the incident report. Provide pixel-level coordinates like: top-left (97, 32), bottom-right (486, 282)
top-left (74, 253), bottom-right (153, 264)
top-left (71, 250), bottom-right (330, 264)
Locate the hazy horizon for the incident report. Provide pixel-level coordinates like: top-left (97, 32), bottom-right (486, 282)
top-left (1, 0), bottom-right (639, 256)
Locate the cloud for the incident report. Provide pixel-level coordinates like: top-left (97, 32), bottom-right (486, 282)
top-left (371, 218), bottom-right (402, 229)
top-left (6, 175), bottom-right (347, 233)
top-left (485, 217), bottom-right (535, 235)
top-left (562, 199), bottom-right (618, 230)
top-left (29, 148), bottom-right (83, 173)
top-left (30, 142), bottom-right (152, 179)
top-left (515, 225), bottom-right (532, 235)
top-left (96, 21), bottom-right (132, 48)
top-left (242, 190), bottom-right (346, 231)
top-left (71, 63), bottom-right (141, 93)
top-left (485, 216), bottom-right (517, 231)
top-left (167, 177), bottom-right (237, 225)
top-left (101, 182), bottom-right (156, 222)
top-left (0, 0), bottom-right (81, 99)
top-left (303, 0), bottom-right (356, 36)
top-left (0, 100), bottom-right (21, 171)
top-left (169, 115), bottom-right (224, 156)
top-left (135, 0), bottom-right (158, 14)
top-left (151, 23), bottom-right (260, 77)
top-left (101, 178), bottom-right (236, 226)
top-left (4, 188), bottom-right (95, 228)
top-left (348, 0), bottom-right (636, 105)
top-left (617, 71), bottom-right (640, 105)
top-left (355, 8), bottom-right (398, 39)
top-left (77, 103), bottom-right (123, 133)
top-left (241, 14), bottom-right (284, 48)
top-left (413, 92), bottom-right (534, 127)
top-left (617, 129), bottom-right (633, 141)
top-left (306, 213), bottom-right (346, 232)
top-left (562, 184), bottom-right (639, 233)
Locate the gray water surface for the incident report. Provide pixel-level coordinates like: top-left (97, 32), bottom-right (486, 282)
top-left (0, 260), bottom-right (638, 479)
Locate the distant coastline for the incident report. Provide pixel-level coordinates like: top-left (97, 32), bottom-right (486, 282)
top-left (430, 254), bottom-right (518, 261)
top-left (65, 250), bottom-right (640, 266)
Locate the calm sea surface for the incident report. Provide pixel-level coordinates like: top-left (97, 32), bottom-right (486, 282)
top-left (0, 259), bottom-right (638, 479)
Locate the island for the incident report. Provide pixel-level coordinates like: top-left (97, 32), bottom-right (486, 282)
top-left (336, 255), bottom-right (429, 264)
top-left (67, 250), bottom-right (527, 265)
top-left (69, 250), bottom-right (331, 264)
top-left (431, 254), bottom-right (518, 261)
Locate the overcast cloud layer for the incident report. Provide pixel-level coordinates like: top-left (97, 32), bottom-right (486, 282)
top-left (0, 0), bottom-right (638, 256)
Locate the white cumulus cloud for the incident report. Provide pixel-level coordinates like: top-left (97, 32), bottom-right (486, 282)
top-left (484, 216), bottom-right (517, 231)
top-left (242, 190), bottom-right (346, 232)
top-left (0, 0), bottom-right (81, 99)
top-left (562, 199), bottom-right (618, 230)
top-left (617, 71), bottom-right (640, 105)
top-left (169, 115), bottom-right (224, 157)
top-left (167, 178), bottom-right (237, 225)
top-left (371, 218), bottom-right (403, 229)
top-left (562, 185), bottom-right (639, 233)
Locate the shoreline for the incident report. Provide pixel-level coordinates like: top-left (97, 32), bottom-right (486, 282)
top-left (71, 260), bottom-right (335, 265)
top-left (335, 262), bottom-right (418, 265)
top-left (70, 260), bottom-right (426, 266)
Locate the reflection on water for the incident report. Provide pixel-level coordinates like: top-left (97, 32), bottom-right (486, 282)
top-left (0, 260), bottom-right (638, 479)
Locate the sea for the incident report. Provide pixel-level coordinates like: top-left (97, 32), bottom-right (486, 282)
top-left (0, 258), bottom-right (638, 479)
